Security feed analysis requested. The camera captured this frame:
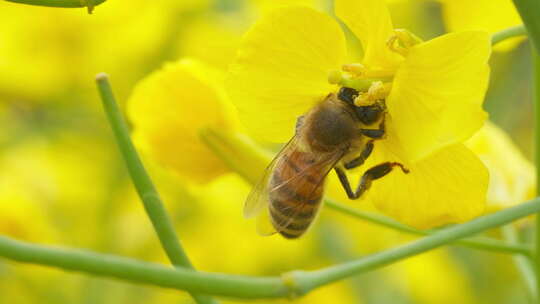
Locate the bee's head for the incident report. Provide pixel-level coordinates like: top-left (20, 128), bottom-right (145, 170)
top-left (337, 87), bottom-right (385, 126)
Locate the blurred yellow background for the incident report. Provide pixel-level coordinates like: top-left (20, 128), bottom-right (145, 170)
top-left (0, 0), bottom-right (535, 303)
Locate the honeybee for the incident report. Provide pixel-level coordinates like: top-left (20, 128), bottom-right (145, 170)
top-left (244, 87), bottom-right (409, 239)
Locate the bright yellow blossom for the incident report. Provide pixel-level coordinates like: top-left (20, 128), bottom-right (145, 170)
top-left (466, 121), bottom-right (535, 211)
top-left (440, 0), bottom-right (523, 51)
top-left (128, 59), bottom-right (239, 183)
top-left (227, 0), bottom-right (491, 228)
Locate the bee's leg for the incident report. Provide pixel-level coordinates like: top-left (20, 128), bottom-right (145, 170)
top-left (334, 167), bottom-right (356, 199)
top-left (360, 115), bottom-right (386, 139)
top-left (344, 140), bottom-right (374, 169)
top-left (353, 162), bottom-right (409, 199)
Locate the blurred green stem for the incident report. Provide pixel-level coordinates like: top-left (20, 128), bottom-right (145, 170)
top-left (201, 129), bottom-right (533, 256)
top-left (95, 73), bottom-right (216, 304)
top-left (4, 0), bottom-right (106, 13)
top-left (1, 198), bottom-right (540, 298)
top-left (502, 226), bottom-right (537, 301)
top-left (326, 199), bottom-right (533, 256)
top-left (511, 0), bottom-right (540, 301)
top-left (492, 25), bottom-right (527, 45)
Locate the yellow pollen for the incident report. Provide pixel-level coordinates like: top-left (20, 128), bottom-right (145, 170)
top-left (354, 81), bottom-right (392, 106)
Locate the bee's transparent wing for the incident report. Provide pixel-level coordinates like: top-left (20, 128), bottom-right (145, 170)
top-left (243, 136), bottom-right (299, 219)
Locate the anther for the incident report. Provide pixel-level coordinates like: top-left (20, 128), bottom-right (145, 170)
top-left (387, 29), bottom-right (422, 57)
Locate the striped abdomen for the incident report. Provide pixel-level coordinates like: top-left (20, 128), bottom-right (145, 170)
top-left (268, 150), bottom-right (326, 239)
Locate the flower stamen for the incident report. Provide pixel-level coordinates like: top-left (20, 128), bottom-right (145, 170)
top-left (354, 81), bottom-right (392, 106)
top-left (342, 63), bottom-right (394, 79)
top-left (387, 29), bottom-right (422, 57)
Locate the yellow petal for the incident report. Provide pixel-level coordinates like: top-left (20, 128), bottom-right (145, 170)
top-left (361, 142), bottom-right (488, 229)
top-left (388, 31), bottom-right (491, 163)
top-left (226, 6), bottom-right (347, 143)
top-left (335, 0), bottom-right (402, 69)
top-left (440, 0), bottom-right (523, 51)
top-left (466, 121), bottom-right (536, 211)
top-left (128, 59), bottom-right (236, 183)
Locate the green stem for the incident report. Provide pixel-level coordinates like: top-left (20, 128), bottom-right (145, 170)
top-left (290, 197), bottom-right (540, 293)
top-left (502, 226), bottom-right (537, 301)
top-left (0, 236), bottom-right (287, 299)
top-left (511, 1), bottom-right (540, 300)
top-left (95, 73), bottom-right (216, 304)
top-left (4, 0), bottom-right (106, 13)
top-left (325, 199), bottom-right (533, 256)
top-left (492, 25), bottom-right (527, 45)
top-left (535, 49), bottom-right (540, 304)
top-left (1, 198), bottom-right (540, 298)
top-left (512, 0), bottom-right (540, 52)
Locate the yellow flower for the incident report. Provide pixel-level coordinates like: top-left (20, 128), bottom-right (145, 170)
top-left (440, 0), bottom-right (523, 51)
top-left (466, 121), bottom-right (536, 211)
top-left (128, 59), bottom-right (239, 183)
top-left (227, 0), bottom-right (491, 228)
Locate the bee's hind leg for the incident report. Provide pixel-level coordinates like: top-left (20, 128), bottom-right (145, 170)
top-left (336, 162), bottom-right (409, 200)
top-left (353, 162), bottom-right (409, 199)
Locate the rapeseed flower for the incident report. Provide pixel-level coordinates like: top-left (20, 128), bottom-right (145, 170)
top-left (128, 59), bottom-right (239, 183)
top-left (466, 121), bottom-right (535, 211)
top-left (227, 0), bottom-right (491, 228)
top-left (440, 0), bottom-right (523, 51)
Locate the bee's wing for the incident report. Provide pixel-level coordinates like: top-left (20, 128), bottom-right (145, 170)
top-left (243, 136), bottom-right (300, 219)
top-left (269, 149), bottom-right (345, 236)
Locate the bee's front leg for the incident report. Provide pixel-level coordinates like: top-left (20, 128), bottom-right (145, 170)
top-left (360, 115), bottom-right (386, 139)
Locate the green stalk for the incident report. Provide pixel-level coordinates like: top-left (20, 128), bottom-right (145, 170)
top-left (536, 49), bottom-right (540, 304)
top-left (1, 198), bottom-right (540, 298)
top-left (492, 25), bottom-right (527, 45)
top-left (0, 236), bottom-right (287, 299)
top-left (289, 198), bottom-right (540, 293)
top-left (512, 0), bottom-right (540, 52)
top-left (325, 199), bottom-right (533, 256)
top-left (511, 1), bottom-right (540, 301)
top-left (502, 226), bottom-right (537, 301)
top-left (95, 73), bottom-right (216, 304)
top-left (4, 0), bottom-right (106, 13)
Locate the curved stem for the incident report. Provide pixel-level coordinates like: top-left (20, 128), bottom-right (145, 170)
top-left (492, 25), bottom-right (527, 45)
top-left (4, 0), bottom-right (106, 13)
top-left (0, 236), bottom-right (287, 299)
top-left (502, 226), bottom-right (537, 301)
top-left (325, 199), bottom-right (533, 256)
top-left (0, 197), bottom-right (539, 298)
top-left (512, 0), bottom-right (540, 52)
top-left (292, 197), bottom-right (540, 293)
top-left (95, 74), bottom-right (216, 304)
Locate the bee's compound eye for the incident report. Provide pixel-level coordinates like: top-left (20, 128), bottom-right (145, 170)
top-left (338, 87), bottom-right (359, 105)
